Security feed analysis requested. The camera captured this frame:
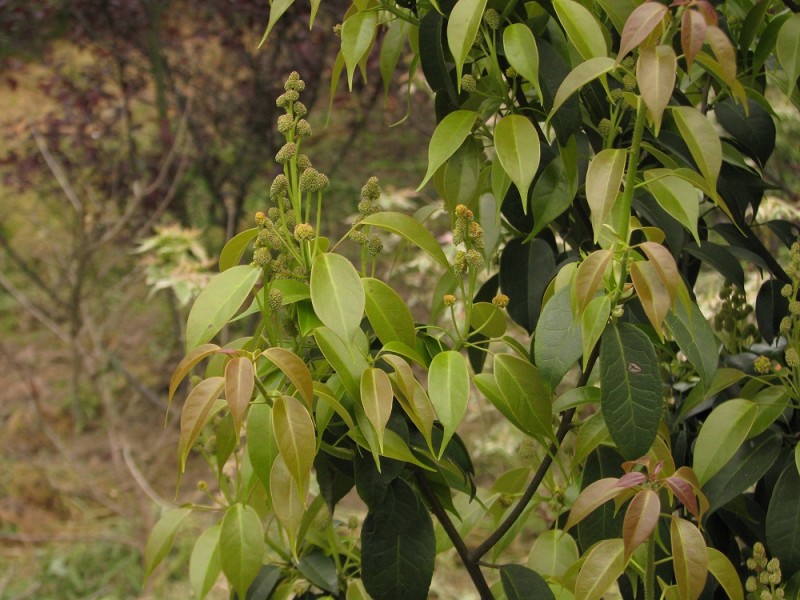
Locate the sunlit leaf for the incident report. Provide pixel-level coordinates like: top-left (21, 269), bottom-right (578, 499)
top-left (586, 149), bottom-right (626, 242)
top-left (643, 171), bottom-right (701, 243)
top-left (494, 115), bottom-right (541, 209)
top-left (566, 478), bottom-right (625, 530)
top-left (581, 295), bottom-right (611, 364)
top-left (359, 212), bottom-right (450, 270)
top-left (630, 260), bottom-right (671, 333)
top-left (550, 57), bottom-right (617, 117)
top-left (220, 504), bottom-right (264, 599)
top-left (168, 343), bottom-right (220, 411)
top-left (225, 357), bottom-right (253, 438)
top-left (618, 2), bottom-right (668, 60)
top-left (776, 13), bottom-right (800, 95)
top-left (259, 0), bottom-right (295, 47)
top-left (180, 377), bottom-right (225, 471)
top-left (311, 253), bottom-right (365, 342)
top-left (681, 9), bottom-right (707, 69)
top-left (360, 368), bottom-right (393, 452)
top-left (341, 10), bottom-right (378, 89)
top-left (707, 548), bottom-right (744, 600)
top-left (447, 0), bottom-right (489, 85)
top-left (622, 489), bottom-right (660, 558)
top-left (671, 516), bottom-right (707, 600)
top-left (705, 25), bottom-right (737, 86)
top-left (189, 524), bottom-right (221, 600)
top-left (494, 353), bottom-right (553, 443)
top-left (272, 395), bottom-right (316, 494)
top-left (261, 347), bottom-right (314, 410)
top-left (270, 455), bottom-right (306, 554)
top-left (637, 45), bottom-right (676, 135)
top-left (553, 0), bottom-right (608, 60)
top-left (671, 106), bottom-right (722, 192)
top-left (574, 538), bottom-right (626, 600)
top-left (692, 398), bottom-right (757, 484)
top-left (527, 529), bottom-right (580, 580)
top-left (219, 228), bottom-right (257, 271)
top-left (145, 508), bottom-right (192, 580)
top-left (363, 277), bottom-right (417, 348)
top-left (428, 350), bottom-right (470, 458)
top-left (504, 23), bottom-right (542, 97)
top-left (574, 249), bottom-right (613, 314)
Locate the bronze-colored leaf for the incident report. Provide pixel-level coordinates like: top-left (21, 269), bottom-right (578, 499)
top-left (618, 2), bottom-right (669, 60)
top-left (681, 9), bottom-right (707, 69)
top-left (622, 489), bottom-right (661, 558)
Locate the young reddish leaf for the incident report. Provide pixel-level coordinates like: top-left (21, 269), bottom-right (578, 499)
top-left (672, 466), bottom-right (710, 519)
top-left (180, 377), bottom-right (225, 471)
top-left (615, 471), bottom-right (648, 489)
top-left (665, 476), bottom-right (700, 520)
top-left (574, 538), bottom-right (626, 600)
top-left (566, 478), bottom-right (626, 530)
top-left (671, 516), bottom-right (708, 600)
top-left (637, 45), bottom-right (676, 134)
top-left (639, 239), bottom-right (682, 298)
top-left (623, 489), bottom-right (661, 558)
top-left (261, 347), bottom-right (314, 409)
top-left (574, 250), bottom-right (613, 315)
top-left (360, 368), bottom-right (394, 452)
top-left (705, 25), bottom-right (737, 86)
top-left (169, 343), bottom-right (221, 408)
top-left (272, 395), bottom-right (316, 494)
top-left (586, 149), bottom-right (627, 242)
top-left (681, 9), bottom-right (707, 69)
top-left (618, 2), bottom-right (669, 60)
top-left (707, 548), bottom-right (745, 600)
top-left (695, 0), bottom-right (718, 25)
top-left (224, 357), bottom-right (254, 438)
top-left (630, 260), bottom-right (671, 333)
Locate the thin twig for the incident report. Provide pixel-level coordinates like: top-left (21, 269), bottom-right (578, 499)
top-left (29, 124), bottom-right (83, 214)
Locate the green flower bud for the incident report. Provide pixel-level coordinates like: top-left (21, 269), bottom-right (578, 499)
top-left (268, 288), bottom-right (283, 311)
top-left (255, 210), bottom-right (268, 226)
top-left (473, 28), bottom-right (484, 46)
top-left (786, 347), bottom-right (799, 367)
top-left (295, 119), bottom-right (312, 138)
top-left (285, 210), bottom-right (296, 230)
top-left (284, 71), bottom-right (305, 92)
top-left (300, 168), bottom-right (323, 193)
top-left (505, 66), bottom-right (517, 78)
top-left (253, 247), bottom-right (271, 267)
top-left (484, 8), bottom-right (501, 29)
top-left (296, 153), bottom-right (312, 170)
top-left (759, 571), bottom-right (770, 585)
top-left (747, 558), bottom-right (758, 570)
top-left (333, 23), bottom-right (342, 37)
top-left (754, 543), bottom-right (766, 559)
top-left (768, 558), bottom-right (781, 573)
top-left (349, 230), bottom-right (367, 244)
top-left (746, 576), bottom-right (758, 592)
top-left (367, 234), bottom-right (383, 255)
top-left (283, 89), bottom-right (299, 103)
top-left (270, 174), bottom-right (288, 200)
top-left (761, 590), bottom-right (773, 600)
top-left (790, 300), bottom-right (800, 316)
top-left (268, 207), bottom-right (281, 221)
top-left (294, 223), bottom-right (315, 242)
top-left (275, 142), bottom-right (297, 164)
top-left (598, 118), bottom-right (612, 136)
top-left (781, 284), bottom-right (793, 298)
top-left (754, 355), bottom-right (771, 374)
top-left (468, 222), bottom-right (485, 249)
top-left (465, 249), bottom-right (484, 271)
top-left (610, 88), bottom-right (625, 102)
top-left (348, 515), bottom-right (359, 530)
top-left (454, 251), bottom-right (468, 275)
top-left (277, 113), bottom-right (293, 134)
top-left (623, 73), bottom-right (637, 91)
top-left (461, 74), bottom-right (477, 93)
top-left (294, 101), bottom-right (308, 118)
top-left (622, 56), bottom-right (636, 69)
top-left (455, 204), bottom-right (473, 220)
top-left (452, 221), bottom-right (466, 246)
top-left (360, 176), bottom-right (381, 202)
top-left (780, 316), bottom-right (792, 335)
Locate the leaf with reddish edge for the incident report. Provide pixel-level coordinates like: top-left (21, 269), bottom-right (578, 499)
top-left (671, 516), bottom-right (708, 600)
top-left (180, 377), bottom-right (225, 471)
top-left (631, 260), bottom-right (671, 333)
top-left (637, 45), bottom-right (676, 135)
top-left (566, 477), bottom-right (626, 530)
top-left (169, 343), bottom-right (221, 412)
top-left (695, 0), bottom-right (718, 25)
top-left (705, 25), bottom-right (737, 86)
top-left (639, 241), bottom-right (680, 301)
top-left (672, 466), bottom-right (710, 519)
top-left (618, 2), bottom-right (669, 61)
top-left (574, 250), bottom-right (613, 314)
top-left (224, 357), bottom-right (254, 438)
top-left (623, 489), bottom-right (661, 558)
top-left (665, 476), bottom-right (700, 520)
top-left (681, 9), bottom-right (707, 69)
top-left (615, 471), bottom-right (648, 489)
top-left (261, 347), bottom-right (314, 410)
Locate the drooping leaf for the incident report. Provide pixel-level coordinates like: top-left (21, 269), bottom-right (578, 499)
top-left (550, 57), bottom-right (617, 117)
top-left (586, 149), bottom-right (626, 242)
top-left (341, 10), bottom-right (378, 89)
top-left (225, 357), bottom-right (254, 438)
top-left (360, 368), bottom-right (394, 452)
top-left (363, 277), bottom-right (417, 348)
top-left (503, 23), bottom-right (542, 97)
top-left (630, 260), bottom-right (671, 332)
top-left (637, 45), bottom-right (676, 135)
top-left (494, 353), bottom-right (553, 443)
top-left (681, 9), bottom-right (707, 69)
top-left (220, 228), bottom-right (258, 271)
top-left (494, 115), bottom-right (541, 208)
top-left (361, 479), bottom-right (435, 600)
top-left (169, 343), bottom-right (221, 409)
top-left (575, 249), bottom-right (613, 314)
top-left (261, 347), bottom-right (314, 409)
top-left (311, 253), bottom-right (365, 343)
top-left (671, 516), bottom-right (708, 600)
top-left (527, 530), bottom-right (580, 579)
top-left (766, 465), bottom-right (800, 573)
top-left (574, 538), bottom-right (626, 600)
top-left (716, 98), bottom-right (776, 168)
top-left (618, 2), bottom-right (668, 60)
top-left (756, 278), bottom-right (790, 344)
top-left (359, 212), bottom-right (450, 269)
top-left (685, 241), bottom-right (744, 288)
top-left (553, 0), bottom-right (608, 60)
top-left (269, 455), bottom-right (306, 553)
top-left (692, 399), bottom-right (758, 485)
top-left (643, 171), bottom-right (700, 242)
top-left (186, 266), bottom-right (260, 350)
top-left (671, 106), bottom-right (722, 192)
top-left (706, 548), bottom-right (744, 600)
top-left (622, 489), bottom-right (661, 558)
top-left (535, 286), bottom-right (583, 388)
top-left (189, 524), bottom-right (221, 600)
top-left (600, 323), bottom-right (663, 459)
top-left (581, 295), bottom-right (611, 364)
top-left (776, 13), bottom-right (800, 95)
top-left (500, 564), bottom-right (555, 600)
top-left (379, 19), bottom-right (410, 101)
top-left (531, 155), bottom-right (576, 236)
top-left (220, 504), bottom-right (264, 600)
top-left (247, 403), bottom-right (278, 494)
top-left (180, 377), bottom-right (225, 470)
top-left (272, 395), bottom-right (316, 493)
top-left (446, 0), bottom-right (489, 85)
top-left (428, 350), bottom-right (470, 458)
top-left (259, 0), bottom-right (295, 46)
top-left (705, 25), bottom-right (737, 86)
top-left (665, 293), bottom-right (718, 387)
top-left (145, 508), bottom-right (192, 580)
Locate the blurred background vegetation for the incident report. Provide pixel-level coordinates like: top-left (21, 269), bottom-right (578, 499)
top-left (1, 1), bottom-right (799, 598)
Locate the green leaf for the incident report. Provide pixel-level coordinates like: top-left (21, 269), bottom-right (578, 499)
top-left (692, 399), bottom-right (758, 485)
top-left (575, 411), bottom-right (611, 464)
top-left (219, 228), bottom-right (257, 271)
top-left (494, 353), bottom-right (553, 443)
top-left (311, 253), bottom-right (365, 342)
top-left (670, 516), bottom-right (707, 600)
top-left (180, 377), bottom-right (225, 471)
top-left (225, 357), bottom-right (253, 438)
top-left (363, 277), bottom-right (417, 347)
top-left (618, 2), bottom-right (668, 60)
top-left (534, 286), bottom-right (583, 388)
top-left (600, 323), bottom-right (663, 459)
top-left (494, 115), bottom-right (541, 208)
top-left (553, 0), bottom-right (608, 60)
top-left (671, 106), bottom-right (722, 192)
top-left (359, 211), bottom-right (450, 269)
top-left (630, 260), bottom-right (671, 333)
top-left (767, 465), bottom-right (800, 573)
top-left (750, 387), bottom-right (789, 437)
top-left (259, 0), bottom-right (295, 47)
top-left (637, 45), bottom-right (676, 135)
top-left (503, 24), bottom-right (542, 97)
top-left (145, 508), bottom-right (192, 580)
top-left (469, 302), bottom-right (507, 338)
top-left (428, 351), bottom-right (470, 458)
top-left (436, 137), bottom-right (482, 213)
top-left (707, 548), bottom-right (744, 600)
top-left (622, 489), bottom-right (660, 558)
top-left (380, 20), bottom-right (410, 101)
top-left (315, 326), bottom-right (368, 401)
top-left (500, 564), bottom-right (555, 600)
top-left (419, 110), bottom-right (477, 190)
top-left (705, 25), bottom-right (737, 86)
top-left (220, 504), bottom-right (264, 599)
top-left (272, 395), bottom-right (316, 494)
top-left (360, 368), bottom-right (394, 452)
top-left (531, 155), bottom-right (576, 236)
top-left (550, 57), bottom-right (617, 117)
top-left (246, 403), bottom-right (278, 493)
top-left (298, 551), bottom-right (340, 594)
top-left (261, 347), bottom-right (314, 409)
top-left (664, 295), bottom-right (718, 387)
top-left (446, 0), bottom-right (489, 85)
top-left (776, 13), bottom-right (800, 95)
top-left (574, 538), bottom-right (626, 600)
top-left (361, 479), bottom-right (435, 600)
top-left (575, 249), bottom-right (613, 314)
top-left (186, 265), bottom-right (260, 350)
top-left (527, 530), bottom-right (580, 580)
top-left (269, 456), bottom-right (306, 553)
top-left (189, 524), bottom-right (221, 600)
top-left (341, 10), bottom-right (378, 89)
top-left (586, 149), bottom-right (626, 242)
top-left (552, 386), bottom-right (601, 413)
top-left (643, 170), bottom-right (701, 243)
top-left (581, 295), bottom-right (611, 364)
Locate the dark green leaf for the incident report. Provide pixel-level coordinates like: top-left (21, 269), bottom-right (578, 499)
top-left (766, 465), bottom-right (800, 573)
top-left (501, 237), bottom-right (556, 333)
top-left (314, 451), bottom-right (355, 513)
top-left (361, 479), bottom-right (435, 600)
top-left (531, 155), bottom-right (576, 236)
top-left (538, 40), bottom-right (582, 145)
top-left (665, 297), bottom-right (719, 387)
top-left (298, 551), bottom-right (339, 594)
top-left (715, 98), bottom-right (776, 167)
top-left (600, 323), bottom-right (663, 459)
top-left (534, 286), bottom-right (582, 388)
top-left (577, 447), bottom-right (625, 550)
top-left (757, 279), bottom-right (790, 344)
top-left (500, 564), bottom-right (555, 600)
top-left (418, 11), bottom-right (459, 105)
top-left (685, 242), bottom-right (744, 288)
top-left (236, 565), bottom-right (282, 600)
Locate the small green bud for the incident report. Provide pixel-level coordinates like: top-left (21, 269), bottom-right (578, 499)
top-left (348, 515), bottom-right (359, 530)
top-left (786, 347), bottom-right (799, 367)
top-left (367, 234), bottom-right (383, 255)
top-left (781, 284), bottom-right (793, 298)
top-left (333, 23), bottom-right (342, 37)
top-left (505, 66), bottom-right (517, 78)
top-left (253, 247), bottom-right (271, 267)
top-left (295, 119), bottom-right (312, 138)
top-left (753, 355), bottom-right (771, 374)
top-left (294, 223), bottom-right (315, 242)
top-left (759, 571), bottom-right (770, 585)
top-left (349, 230), bottom-right (367, 244)
top-left (283, 89), bottom-right (299, 103)
top-left (358, 199), bottom-right (380, 216)
top-left (761, 590), bottom-right (773, 600)
top-left (277, 114), bottom-right (293, 134)
top-left (268, 288), bottom-right (283, 311)
top-left (360, 176), bottom-right (381, 202)
top-left (294, 101), bottom-right (308, 118)
top-left (623, 73), bottom-right (637, 91)
top-left (284, 71), bottom-right (305, 92)
top-left (610, 88), bottom-right (624, 102)
top-left (768, 558), bottom-right (781, 573)
top-left (268, 207), bottom-right (281, 221)
top-left (454, 251), bottom-right (468, 276)
top-left (452, 221), bottom-right (466, 246)
top-left (483, 8), bottom-right (501, 29)
top-left (299, 168), bottom-right (323, 193)
top-left (598, 118), bottom-right (612, 136)
top-left (197, 480), bottom-right (208, 491)
top-left (275, 142), bottom-right (297, 164)
top-left (465, 249), bottom-right (484, 271)
top-left (622, 56), bottom-right (636, 69)
top-left (780, 316), bottom-right (792, 335)
top-left (455, 204), bottom-right (473, 220)
top-left (461, 74), bottom-right (477, 93)
top-left (747, 557), bottom-right (758, 570)
top-left (745, 576), bottom-right (757, 592)
top-left (270, 174), bottom-right (288, 200)
top-left (790, 300), bottom-right (800, 316)
top-left (473, 28), bottom-right (484, 47)
top-left (296, 153), bottom-right (312, 170)
top-left (285, 209), bottom-right (296, 229)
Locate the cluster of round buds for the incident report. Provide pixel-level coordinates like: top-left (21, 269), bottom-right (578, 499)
top-left (284, 71), bottom-right (305, 92)
top-left (299, 168), bottom-right (329, 193)
top-left (275, 142), bottom-right (297, 164)
top-left (492, 293), bottom-right (509, 308)
top-left (358, 177), bottom-right (382, 216)
top-left (295, 119), bottom-right (312, 139)
top-left (622, 73), bottom-right (637, 92)
top-left (786, 347), bottom-right (799, 368)
top-left (610, 88), bottom-right (625, 102)
top-left (483, 8), bottom-right (501, 29)
top-left (297, 154), bottom-right (312, 171)
top-left (277, 114), bottom-right (294, 134)
top-left (276, 89), bottom-right (300, 108)
top-left (473, 28), bottom-right (484, 47)
top-left (271, 174), bottom-right (288, 201)
top-left (713, 281), bottom-right (756, 338)
top-left (622, 56), bottom-right (636, 70)
top-left (293, 223), bottom-right (315, 242)
top-left (294, 102), bottom-right (308, 118)
top-left (745, 543), bottom-right (785, 599)
top-left (268, 288), bottom-right (283, 311)
top-left (333, 24), bottom-right (342, 37)
top-left (349, 230), bottom-right (367, 244)
top-left (452, 204), bottom-right (484, 249)
top-left (253, 246), bottom-right (271, 267)
top-left (753, 355), bottom-right (772, 374)
top-left (461, 74), bottom-right (477, 93)
top-left (366, 234), bottom-right (383, 256)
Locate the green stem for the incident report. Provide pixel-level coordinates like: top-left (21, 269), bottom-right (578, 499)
top-left (644, 533), bottom-right (656, 600)
top-left (619, 97), bottom-right (647, 244)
